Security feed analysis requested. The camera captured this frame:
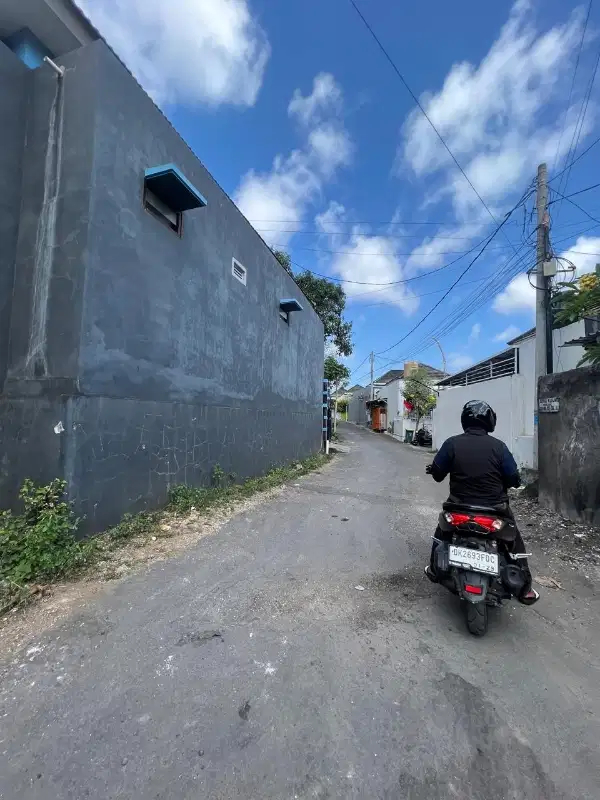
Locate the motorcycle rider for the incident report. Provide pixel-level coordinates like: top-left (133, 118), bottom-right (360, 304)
top-left (425, 399), bottom-right (539, 605)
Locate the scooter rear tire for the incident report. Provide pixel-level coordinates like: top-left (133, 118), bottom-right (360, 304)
top-left (465, 601), bottom-right (488, 636)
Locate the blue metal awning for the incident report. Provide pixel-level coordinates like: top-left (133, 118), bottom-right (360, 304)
top-left (144, 164), bottom-right (207, 212)
top-left (279, 298), bottom-right (303, 313)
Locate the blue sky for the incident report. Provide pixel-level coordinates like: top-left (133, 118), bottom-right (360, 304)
top-left (81, 0), bottom-right (600, 383)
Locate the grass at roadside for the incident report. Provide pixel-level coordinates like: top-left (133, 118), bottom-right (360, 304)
top-left (0, 453), bottom-right (329, 615)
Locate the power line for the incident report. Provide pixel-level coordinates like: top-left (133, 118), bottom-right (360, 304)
top-left (373, 240), bottom-right (534, 367)
top-left (259, 228), bottom-right (487, 240)
top-left (551, 0), bottom-right (592, 176)
top-left (549, 188), bottom-right (600, 226)
top-left (359, 274), bottom-right (492, 308)
top-left (549, 181), bottom-right (600, 204)
top-left (374, 203), bottom-right (527, 357)
top-left (289, 238), bottom-right (492, 287)
top-left (292, 259), bottom-right (463, 287)
top-left (549, 131), bottom-right (600, 185)
top-left (347, 353), bottom-right (371, 379)
top-left (302, 221), bottom-right (596, 297)
top-left (557, 40), bottom-right (600, 205)
top-left (399, 265), bottom-right (532, 363)
top-left (276, 242), bottom-right (524, 258)
top-left (251, 217), bottom-right (525, 227)
top-left (347, 0), bottom-right (521, 257)
top-left (260, 216), bottom-right (600, 231)
top-left (551, 221), bottom-right (600, 245)
top-left (369, 210), bottom-right (600, 369)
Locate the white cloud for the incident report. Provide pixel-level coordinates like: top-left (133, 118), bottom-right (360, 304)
top-left (399, 1), bottom-right (589, 222)
top-left (448, 353), bottom-right (475, 372)
top-left (403, 221), bottom-right (488, 273)
top-left (493, 235), bottom-right (600, 314)
top-left (494, 325), bottom-right (521, 343)
top-left (315, 203), bottom-right (419, 314)
top-left (493, 273), bottom-right (535, 314)
top-left (308, 125), bottom-right (353, 176)
top-left (558, 236), bottom-right (600, 278)
top-left (234, 75), bottom-right (351, 246)
top-left (469, 323), bottom-right (481, 342)
top-left (288, 73), bottom-right (343, 126)
top-left (78, 0), bottom-right (270, 107)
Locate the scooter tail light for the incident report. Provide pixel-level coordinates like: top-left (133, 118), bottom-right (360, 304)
top-left (444, 512), bottom-right (471, 526)
top-left (472, 515), bottom-right (504, 532)
top-left (465, 584), bottom-right (483, 595)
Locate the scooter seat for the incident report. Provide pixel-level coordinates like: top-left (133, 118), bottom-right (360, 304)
top-left (442, 501), bottom-right (507, 516)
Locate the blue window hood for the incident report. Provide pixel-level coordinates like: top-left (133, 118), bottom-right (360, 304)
top-left (279, 298), bottom-right (303, 313)
top-left (144, 164), bottom-right (207, 212)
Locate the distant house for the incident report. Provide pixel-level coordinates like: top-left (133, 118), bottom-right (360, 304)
top-left (332, 383), bottom-right (364, 401)
top-left (432, 321), bottom-right (587, 468)
top-left (370, 361), bottom-right (448, 438)
top-left (374, 369), bottom-right (404, 385)
top-left (375, 363), bottom-right (446, 386)
top-left (347, 385), bottom-right (370, 425)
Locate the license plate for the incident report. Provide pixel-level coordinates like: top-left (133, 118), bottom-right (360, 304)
top-left (449, 545), bottom-right (499, 575)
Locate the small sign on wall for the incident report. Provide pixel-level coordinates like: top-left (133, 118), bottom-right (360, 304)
top-left (539, 397), bottom-right (560, 413)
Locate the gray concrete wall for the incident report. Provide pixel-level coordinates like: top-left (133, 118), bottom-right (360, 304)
top-left (1, 41), bottom-right (324, 531)
top-left (0, 42), bottom-right (28, 387)
top-left (348, 389), bottom-right (368, 426)
top-left (5, 44), bottom-right (96, 386)
top-left (80, 41), bottom-right (322, 412)
top-left (538, 366), bottom-right (600, 526)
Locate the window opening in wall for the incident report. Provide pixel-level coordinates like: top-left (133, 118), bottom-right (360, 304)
top-left (143, 164), bottom-right (207, 236)
top-left (143, 185), bottom-right (183, 235)
top-left (279, 298), bottom-right (303, 324)
top-left (232, 258), bottom-right (247, 285)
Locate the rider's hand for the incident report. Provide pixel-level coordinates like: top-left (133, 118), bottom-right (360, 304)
top-left (426, 464), bottom-right (433, 475)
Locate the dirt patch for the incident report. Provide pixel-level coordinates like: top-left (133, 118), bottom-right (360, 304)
top-left (365, 568), bottom-right (432, 602)
top-left (510, 491), bottom-right (600, 585)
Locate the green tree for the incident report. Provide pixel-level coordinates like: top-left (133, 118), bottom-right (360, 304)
top-left (404, 368), bottom-right (437, 432)
top-left (324, 355), bottom-right (350, 394)
top-left (337, 398), bottom-right (349, 414)
top-left (272, 249), bottom-right (293, 276)
top-left (324, 355), bottom-right (350, 434)
top-left (271, 249), bottom-right (353, 356)
top-left (555, 270), bottom-right (600, 365)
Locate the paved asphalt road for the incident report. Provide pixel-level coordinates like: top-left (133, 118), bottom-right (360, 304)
top-left (1, 423), bottom-right (600, 799)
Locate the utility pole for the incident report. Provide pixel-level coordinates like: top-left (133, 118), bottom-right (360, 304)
top-left (534, 162), bottom-right (550, 469)
top-left (370, 351), bottom-right (375, 400)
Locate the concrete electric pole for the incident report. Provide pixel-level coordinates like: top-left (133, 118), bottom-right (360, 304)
top-left (370, 351), bottom-right (375, 400)
top-left (534, 162), bottom-right (550, 469)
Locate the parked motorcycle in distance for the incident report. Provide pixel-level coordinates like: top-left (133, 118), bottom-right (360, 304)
top-left (412, 428), bottom-right (432, 447)
top-left (429, 500), bottom-right (529, 636)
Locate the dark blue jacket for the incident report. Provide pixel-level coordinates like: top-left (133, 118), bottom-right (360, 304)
top-left (430, 427), bottom-right (520, 505)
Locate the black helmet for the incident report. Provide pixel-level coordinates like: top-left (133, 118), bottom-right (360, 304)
top-left (461, 400), bottom-right (497, 433)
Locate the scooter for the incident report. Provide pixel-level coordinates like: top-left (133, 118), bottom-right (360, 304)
top-left (428, 501), bottom-right (532, 636)
top-left (412, 428), bottom-right (432, 447)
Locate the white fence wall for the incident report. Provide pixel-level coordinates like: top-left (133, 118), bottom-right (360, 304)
top-left (432, 375), bottom-right (521, 456)
top-left (432, 321), bottom-right (587, 469)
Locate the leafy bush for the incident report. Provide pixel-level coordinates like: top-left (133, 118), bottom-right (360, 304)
top-left (0, 480), bottom-right (82, 584)
top-left (0, 479), bottom-right (98, 610)
top-left (107, 511), bottom-right (161, 542)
